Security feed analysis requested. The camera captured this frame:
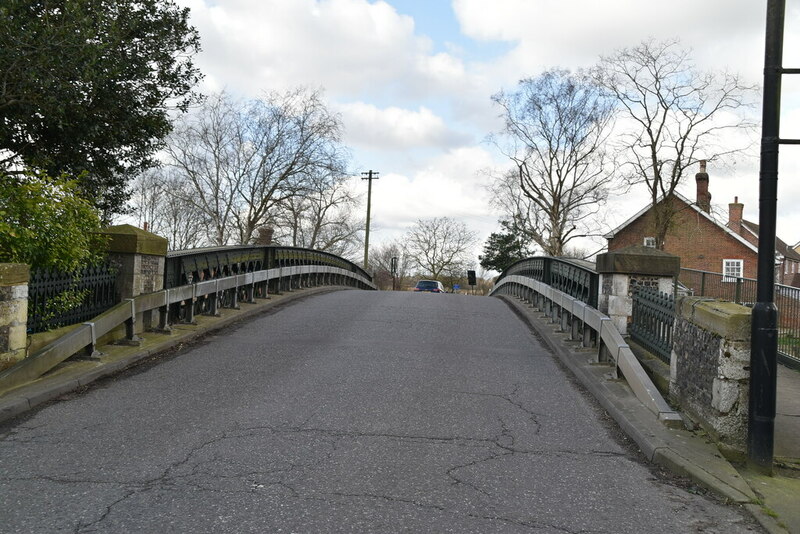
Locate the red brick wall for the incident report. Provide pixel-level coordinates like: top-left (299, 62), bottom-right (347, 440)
top-left (607, 196), bottom-right (758, 278)
top-left (728, 221), bottom-right (759, 247)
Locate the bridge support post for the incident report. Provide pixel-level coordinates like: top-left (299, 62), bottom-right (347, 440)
top-left (101, 225), bottom-right (168, 334)
top-left (208, 281), bottom-right (220, 317)
top-left (184, 287), bottom-right (196, 324)
top-left (245, 280), bottom-right (255, 303)
top-left (0, 264), bottom-right (29, 371)
top-left (595, 246), bottom-right (680, 336)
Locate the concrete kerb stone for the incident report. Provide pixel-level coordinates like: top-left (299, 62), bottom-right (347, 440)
top-left (0, 286), bottom-right (350, 425)
top-left (653, 447), bottom-right (755, 504)
top-left (498, 295), bottom-right (758, 506)
top-left (0, 396), bottom-right (30, 421)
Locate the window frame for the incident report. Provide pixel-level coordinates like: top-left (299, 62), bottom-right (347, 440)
top-left (643, 236), bottom-right (656, 248)
top-left (722, 259), bottom-right (744, 282)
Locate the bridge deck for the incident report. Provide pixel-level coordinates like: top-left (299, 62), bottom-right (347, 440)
top-left (0, 291), bottom-right (760, 532)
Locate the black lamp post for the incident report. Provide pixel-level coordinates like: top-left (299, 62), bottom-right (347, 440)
top-left (749, 0), bottom-right (800, 472)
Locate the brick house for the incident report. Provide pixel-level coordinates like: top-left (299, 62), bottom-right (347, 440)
top-left (604, 161), bottom-right (800, 287)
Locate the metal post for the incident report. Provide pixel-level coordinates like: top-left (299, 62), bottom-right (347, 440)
top-left (391, 255), bottom-right (398, 291)
top-left (749, 0), bottom-right (783, 472)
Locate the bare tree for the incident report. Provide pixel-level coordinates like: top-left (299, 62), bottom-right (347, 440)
top-left (593, 38), bottom-right (756, 248)
top-left (166, 89), bottom-right (348, 245)
top-left (370, 241), bottom-right (410, 290)
top-left (128, 167), bottom-right (206, 250)
top-left (491, 69), bottom-right (616, 256)
top-left (487, 169), bottom-right (540, 253)
top-left (272, 170), bottom-right (364, 259)
top-left (404, 217), bottom-right (478, 279)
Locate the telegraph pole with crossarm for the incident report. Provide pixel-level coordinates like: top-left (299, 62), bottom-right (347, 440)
top-left (361, 170), bottom-right (379, 270)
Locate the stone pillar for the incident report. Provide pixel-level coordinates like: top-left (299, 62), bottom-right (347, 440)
top-left (0, 264), bottom-right (30, 371)
top-left (670, 297), bottom-right (751, 460)
top-left (595, 245), bottom-right (680, 335)
top-left (101, 225), bottom-right (168, 332)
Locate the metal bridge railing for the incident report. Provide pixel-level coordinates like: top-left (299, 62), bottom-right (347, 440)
top-left (489, 270), bottom-right (681, 427)
top-left (495, 256), bottom-right (599, 308)
top-left (630, 288), bottom-right (675, 364)
top-left (27, 263), bottom-right (119, 333)
top-left (164, 245), bottom-right (372, 289)
top-left (4, 248), bottom-right (375, 392)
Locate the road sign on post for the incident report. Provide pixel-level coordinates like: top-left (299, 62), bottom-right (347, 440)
top-left (390, 256), bottom-right (398, 291)
top-left (467, 270), bottom-right (476, 295)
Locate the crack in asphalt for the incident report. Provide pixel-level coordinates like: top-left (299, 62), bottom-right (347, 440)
top-left (315, 490), bottom-right (595, 533)
top-left (4, 390), bottom-right (632, 533)
top-left (73, 489), bottom-right (138, 533)
top-left (445, 449), bottom-right (514, 497)
top-left (257, 423), bottom-right (500, 449)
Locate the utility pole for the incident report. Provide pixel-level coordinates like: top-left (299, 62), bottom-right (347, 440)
top-left (361, 170), bottom-right (379, 270)
top-left (749, 0), bottom-right (800, 472)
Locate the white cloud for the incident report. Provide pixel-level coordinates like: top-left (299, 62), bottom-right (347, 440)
top-left (337, 102), bottom-right (470, 150)
top-left (361, 146), bottom-right (500, 238)
top-left (453, 0), bottom-right (767, 82)
top-left (179, 0), bottom-right (474, 102)
top-left (173, 0), bottom-right (800, 255)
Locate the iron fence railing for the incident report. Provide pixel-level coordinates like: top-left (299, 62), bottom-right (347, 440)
top-left (164, 245), bottom-right (372, 289)
top-left (496, 257), bottom-right (598, 308)
top-left (679, 268), bottom-right (800, 367)
top-left (489, 270), bottom-right (681, 425)
top-left (630, 288), bottom-right (675, 363)
top-left (4, 263), bottom-right (375, 392)
top-left (28, 264), bottom-right (119, 333)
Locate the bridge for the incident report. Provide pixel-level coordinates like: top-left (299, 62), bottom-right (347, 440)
top-left (0, 237), bottom-right (796, 532)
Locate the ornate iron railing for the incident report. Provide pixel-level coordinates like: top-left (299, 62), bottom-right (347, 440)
top-left (489, 271), bottom-right (680, 425)
top-left (496, 257), bottom-right (598, 308)
top-left (630, 288), bottom-right (675, 363)
top-left (28, 264), bottom-right (119, 333)
top-left (3, 262), bottom-right (375, 393)
top-left (164, 245), bottom-right (371, 289)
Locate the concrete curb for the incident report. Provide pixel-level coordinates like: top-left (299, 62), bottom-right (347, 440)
top-left (498, 296), bottom-right (758, 504)
top-left (0, 286), bottom-right (346, 425)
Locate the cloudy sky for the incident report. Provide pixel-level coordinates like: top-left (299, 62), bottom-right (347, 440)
top-left (177, 0), bottom-right (800, 262)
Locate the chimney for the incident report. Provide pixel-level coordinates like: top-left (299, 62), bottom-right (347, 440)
top-left (695, 159), bottom-right (711, 212)
top-left (728, 196), bottom-right (744, 230)
top-left (254, 226), bottom-right (274, 245)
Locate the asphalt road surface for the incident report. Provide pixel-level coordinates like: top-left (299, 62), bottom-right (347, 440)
top-left (0, 290), bottom-right (763, 533)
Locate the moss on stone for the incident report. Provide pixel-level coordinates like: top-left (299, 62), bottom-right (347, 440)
top-left (100, 224), bottom-right (168, 256)
top-left (0, 264), bottom-right (30, 285)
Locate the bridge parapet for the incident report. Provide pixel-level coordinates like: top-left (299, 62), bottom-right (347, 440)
top-left (596, 246), bottom-right (680, 335)
top-left (490, 255), bottom-right (683, 428)
top-left (496, 256), bottom-right (598, 308)
top-left (165, 245), bottom-right (372, 289)
top-left (0, 242), bottom-right (374, 394)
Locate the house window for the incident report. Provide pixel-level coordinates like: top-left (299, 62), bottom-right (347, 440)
top-left (643, 237), bottom-right (656, 248)
top-left (723, 259), bottom-right (743, 282)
